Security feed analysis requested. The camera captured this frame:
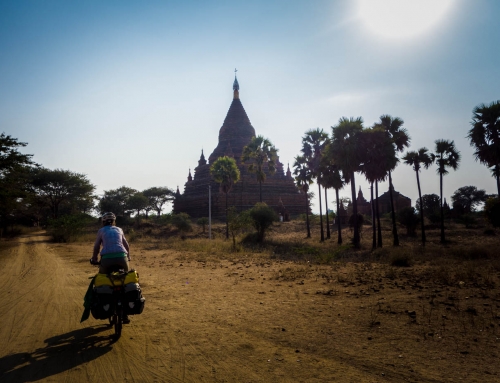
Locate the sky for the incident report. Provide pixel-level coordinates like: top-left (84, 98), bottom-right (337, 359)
top-left (1, 0), bottom-right (499, 213)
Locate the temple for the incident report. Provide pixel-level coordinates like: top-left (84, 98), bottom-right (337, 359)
top-left (173, 75), bottom-right (304, 219)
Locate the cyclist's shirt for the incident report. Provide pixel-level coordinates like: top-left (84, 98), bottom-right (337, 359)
top-left (93, 226), bottom-right (129, 258)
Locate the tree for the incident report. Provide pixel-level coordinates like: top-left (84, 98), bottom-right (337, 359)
top-left (227, 207), bottom-right (251, 250)
top-left (210, 156), bottom-right (241, 239)
top-left (397, 207), bottom-right (420, 236)
top-left (0, 133), bottom-right (35, 177)
top-left (416, 194), bottom-right (441, 223)
top-left (128, 192), bottom-right (149, 217)
top-left (484, 197), bottom-right (500, 227)
top-left (319, 145), bottom-right (346, 244)
top-left (434, 139), bottom-right (461, 243)
top-left (28, 168), bottom-right (95, 218)
top-left (373, 115), bottom-right (411, 246)
top-left (143, 187), bottom-right (175, 216)
top-left (359, 127), bottom-right (397, 249)
top-left (241, 135), bottom-right (278, 203)
top-left (468, 100), bottom-right (500, 195)
top-left (247, 202), bottom-right (278, 242)
top-left (451, 186), bottom-right (487, 216)
top-left (301, 128), bottom-right (329, 242)
top-left (0, 133), bottom-right (37, 233)
top-left (293, 155), bottom-right (313, 238)
top-left (402, 148), bottom-right (434, 245)
top-left (98, 186), bottom-right (138, 217)
top-left (330, 117), bottom-right (365, 248)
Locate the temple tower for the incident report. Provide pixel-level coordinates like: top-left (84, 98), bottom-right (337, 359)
top-left (173, 75), bottom-right (304, 219)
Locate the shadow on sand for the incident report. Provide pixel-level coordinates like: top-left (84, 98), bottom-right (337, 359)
top-left (0, 325), bottom-right (114, 382)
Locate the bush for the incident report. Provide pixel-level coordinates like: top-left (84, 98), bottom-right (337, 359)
top-left (47, 213), bottom-right (94, 242)
top-left (390, 253), bottom-right (413, 267)
top-left (348, 213), bottom-right (364, 232)
top-left (197, 217), bottom-right (209, 233)
top-left (484, 197), bottom-right (500, 227)
top-left (227, 208), bottom-right (251, 250)
top-left (248, 203), bottom-right (278, 242)
top-left (397, 207), bottom-right (419, 236)
top-left (171, 213), bottom-right (192, 233)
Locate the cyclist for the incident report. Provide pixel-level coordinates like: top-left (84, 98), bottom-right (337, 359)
top-left (91, 212), bottom-right (131, 323)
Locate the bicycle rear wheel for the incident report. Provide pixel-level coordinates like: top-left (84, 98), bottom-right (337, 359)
top-left (114, 307), bottom-right (122, 339)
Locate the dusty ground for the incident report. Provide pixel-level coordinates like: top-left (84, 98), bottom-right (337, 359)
top-left (1, 227), bottom-right (500, 382)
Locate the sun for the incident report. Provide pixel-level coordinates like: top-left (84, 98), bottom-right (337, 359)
top-left (357, 0), bottom-right (454, 40)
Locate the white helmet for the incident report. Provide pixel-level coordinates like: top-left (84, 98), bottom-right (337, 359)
top-left (102, 212), bottom-right (116, 222)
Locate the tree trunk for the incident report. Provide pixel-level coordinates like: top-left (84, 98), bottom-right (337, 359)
top-left (416, 169), bottom-right (426, 245)
top-left (350, 171), bottom-right (360, 247)
top-left (259, 181), bottom-right (262, 203)
top-left (305, 192), bottom-right (311, 238)
top-left (318, 183), bottom-right (324, 242)
top-left (496, 170), bottom-right (500, 196)
top-left (324, 187), bottom-right (331, 239)
top-left (225, 192), bottom-right (229, 239)
top-left (376, 181), bottom-right (382, 247)
top-left (440, 172), bottom-right (445, 243)
top-left (336, 188), bottom-right (342, 244)
top-left (370, 182), bottom-right (376, 250)
top-left (388, 171), bottom-right (399, 246)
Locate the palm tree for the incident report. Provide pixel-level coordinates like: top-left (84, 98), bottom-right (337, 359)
top-left (402, 148), bottom-right (433, 245)
top-left (468, 100), bottom-right (500, 195)
top-left (293, 155), bottom-right (313, 238)
top-left (320, 144), bottom-right (345, 244)
top-left (210, 156), bottom-right (241, 239)
top-left (434, 139), bottom-right (461, 243)
top-left (241, 135), bottom-right (278, 203)
top-left (301, 128), bottom-right (329, 242)
top-left (359, 127), bottom-right (397, 250)
top-left (373, 115), bottom-right (410, 246)
top-left (330, 117), bottom-right (365, 248)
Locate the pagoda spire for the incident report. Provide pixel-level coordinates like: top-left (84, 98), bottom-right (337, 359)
top-left (233, 68), bottom-right (239, 99)
top-left (187, 168), bottom-right (192, 182)
top-left (198, 149), bottom-right (207, 166)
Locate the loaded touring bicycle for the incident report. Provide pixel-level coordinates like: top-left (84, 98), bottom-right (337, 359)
top-left (88, 262), bottom-right (145, 339)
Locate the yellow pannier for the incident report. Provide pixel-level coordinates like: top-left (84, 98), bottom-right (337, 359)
top-left (94, 270), bottom-right (140, 287)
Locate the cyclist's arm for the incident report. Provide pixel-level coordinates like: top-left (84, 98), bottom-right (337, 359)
top-left (92, 232), bottom-right (102, 262)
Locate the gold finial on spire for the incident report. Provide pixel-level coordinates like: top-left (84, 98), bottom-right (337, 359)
top-left (233, 68), bottom-right (239, 99)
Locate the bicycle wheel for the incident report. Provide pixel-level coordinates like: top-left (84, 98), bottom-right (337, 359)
top-left (114, 307), bottom-right (122, 339)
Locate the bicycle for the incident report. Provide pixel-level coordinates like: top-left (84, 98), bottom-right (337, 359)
top-left (91, 260), bottom-right (145, 340)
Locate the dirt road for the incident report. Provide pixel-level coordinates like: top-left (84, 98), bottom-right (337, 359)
top-left (1, 232), bottom-right (499, 382)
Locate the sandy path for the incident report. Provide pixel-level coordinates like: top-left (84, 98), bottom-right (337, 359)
top-left (2, 232), bottom-right (497, 382)
top-left (0, 233), bottom-right (193, 383)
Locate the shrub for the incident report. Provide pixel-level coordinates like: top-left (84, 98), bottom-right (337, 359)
top-left (47, 213), bottom-right (94, 242)
top-left (247, 203), bottom-right (278, 242)
top-left (348, 213), bottom-right (364, 232)
top-left (171, 213), bottom-right (192, 233)
top-left (484, 197), bottom-right (500, 227)
top-left (397, 207), bottom-right (419, 236)
top-left (197, 217), bottom-right (209, 233)
top-left (227, 208), bottom-right (251, 250)
top-left (390, 253), bottom-right (413, 267)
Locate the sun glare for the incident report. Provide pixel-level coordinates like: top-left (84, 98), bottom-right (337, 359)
top-left (357, 0), bottom-right (454, 40)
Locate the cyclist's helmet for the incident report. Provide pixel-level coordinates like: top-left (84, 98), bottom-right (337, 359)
top-left (102, 212), bottom-right (116, 225)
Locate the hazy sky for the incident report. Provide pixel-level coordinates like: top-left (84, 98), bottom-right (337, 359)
top-left (2, 0), bottom-right (499, 213)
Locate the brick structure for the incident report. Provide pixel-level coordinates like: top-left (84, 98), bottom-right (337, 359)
top-left (173, 76), bottom-right (304, 219)
top-left (376, 190), bottom-right (411, 214)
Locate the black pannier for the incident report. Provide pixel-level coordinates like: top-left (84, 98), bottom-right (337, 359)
top-left (91, 285), bottom-right (114, 320)
top-left (124, 283), bottom-right (145, 315)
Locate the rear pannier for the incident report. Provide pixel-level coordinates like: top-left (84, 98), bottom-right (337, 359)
top-left (91, 285), bottom-right (114, 320)
top-left (124, 282), bottom-right (145, 315)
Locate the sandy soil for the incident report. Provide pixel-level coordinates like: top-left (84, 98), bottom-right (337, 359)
top-left (1, 231), bottom-right (500, 382)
